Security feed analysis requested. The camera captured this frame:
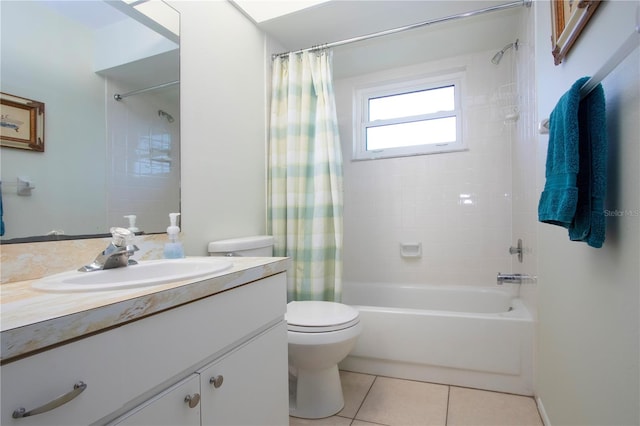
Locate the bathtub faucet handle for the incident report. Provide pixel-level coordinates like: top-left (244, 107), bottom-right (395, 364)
top-left (509, 239), bottom-right (523, 263)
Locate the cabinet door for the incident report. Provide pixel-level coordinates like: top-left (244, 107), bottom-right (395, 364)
top-left (199, 321), bottom-right (288, 426)
top-left (110, 374), bottom-right (201, 426)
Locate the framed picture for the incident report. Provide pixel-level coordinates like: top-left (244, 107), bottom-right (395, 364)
top-left (0, 92), bottom-right (45, 152)
top-left (550, 0), bottom-right (601, 65)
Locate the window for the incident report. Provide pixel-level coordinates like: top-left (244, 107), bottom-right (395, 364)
top-left (353, 71), bottom-right (465, 160)
top-left (134, 131), bottom-right (173, 176)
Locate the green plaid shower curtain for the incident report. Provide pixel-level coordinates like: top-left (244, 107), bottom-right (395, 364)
top-left (267, 49), bottom-right (343, 302)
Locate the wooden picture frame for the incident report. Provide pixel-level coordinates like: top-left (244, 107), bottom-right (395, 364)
top-left (550, 0), bottom-right (601, 65)
top-left (0, 92), bottom-right (45, 152)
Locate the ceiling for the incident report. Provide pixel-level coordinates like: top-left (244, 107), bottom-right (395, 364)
top-left (233, 0), bottom-right (525, 78)
top-left (40, 0), bottom-right (128, 30)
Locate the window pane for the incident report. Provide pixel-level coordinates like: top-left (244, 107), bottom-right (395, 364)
top-left (368, 86), bottom-right (454, 121)
top-left (366, 117), bottom-right (456, 151)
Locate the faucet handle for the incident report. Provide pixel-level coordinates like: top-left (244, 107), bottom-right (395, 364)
top-left (110, 227), bottom-right (134, 247)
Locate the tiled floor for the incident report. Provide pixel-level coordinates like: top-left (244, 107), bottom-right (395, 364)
top-left (289, 371), bottom-right (543, 426)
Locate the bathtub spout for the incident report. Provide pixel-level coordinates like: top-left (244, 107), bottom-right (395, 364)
top-left (496, 273), bottom-right (535, 285)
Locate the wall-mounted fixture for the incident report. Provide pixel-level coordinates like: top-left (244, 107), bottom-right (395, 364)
top-left (491, 39), bottom-right (519, 65)
top-left (539, 16), bottom-right (640, 134)
top-left (1, 177), bottom-right (35, 196)
top-left (509, 238), bottom-right (523, 263)
top-left (504, 109), bottom-right (520, 123)
top-left (400, 242), bottom-right (422, 258)
top-left (496, 272), bottom-right (536, 284)
top-left (158, 109), bottom-right (174, 123)
top-left (113, 81), bottom-right (179, 101)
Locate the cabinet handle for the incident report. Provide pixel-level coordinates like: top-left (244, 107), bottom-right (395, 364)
top-left (184, 393), bottom-right (200, 408)
top-left (12, 381), bottom-right (87, 419)
top-left (209, 375), bottom-right (224, 388)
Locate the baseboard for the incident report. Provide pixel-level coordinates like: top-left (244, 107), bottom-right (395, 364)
top-left (536, 396), bottom-right (551, 426)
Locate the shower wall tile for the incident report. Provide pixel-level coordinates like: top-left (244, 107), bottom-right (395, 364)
top-left (511, 10), bottom-right (538, 317)
top-left (337, 51), bottom-right (515, 287)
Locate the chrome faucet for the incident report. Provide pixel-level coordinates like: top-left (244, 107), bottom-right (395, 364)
top-left (79, 227), bottom-right (139, 272)
top-left (496, 273), bottom-right (535, 285)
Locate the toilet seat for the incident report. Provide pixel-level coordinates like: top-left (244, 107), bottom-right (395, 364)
top-left (286, 301), bottom-right (360, 333)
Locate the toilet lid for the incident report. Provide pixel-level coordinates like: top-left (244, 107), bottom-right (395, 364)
top-left (286, 301), bottom-right (360, 332)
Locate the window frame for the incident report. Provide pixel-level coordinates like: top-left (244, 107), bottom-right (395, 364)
top-left (353, 70), bottom-right (466, 161)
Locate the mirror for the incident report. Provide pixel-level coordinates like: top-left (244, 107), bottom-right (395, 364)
top-left (0, 0), bottom-right (180, 243)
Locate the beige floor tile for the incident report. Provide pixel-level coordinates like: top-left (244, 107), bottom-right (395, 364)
top-left (447, 387), bottom-right (543, 426)
top-left (338, 370), bottom-right (376, 418)
top-left (352, 420), bottom-right (389, 426)
top-left (289, 415), bottom-right (352, 425)
top-left (355, 376), bottom-right (449, 426)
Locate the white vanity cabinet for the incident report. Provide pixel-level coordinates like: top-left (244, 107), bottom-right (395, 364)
top-left (110, 322), bottom-right (289, 426)
top-left (1, 272), bottom-right (288, 426)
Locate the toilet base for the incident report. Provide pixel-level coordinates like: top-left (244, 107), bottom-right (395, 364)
top-left (289, 365), bottom-right (344, 419)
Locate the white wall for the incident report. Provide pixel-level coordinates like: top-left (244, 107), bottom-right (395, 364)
top-left (172, 1), bottom-right (268, 255)
top-left (534, 1), bottom-right (639, 425)
top-left (336, 50), bottom-right (517, 286)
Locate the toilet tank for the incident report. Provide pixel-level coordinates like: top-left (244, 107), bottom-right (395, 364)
top-left (208, 235), bottom-right (274, 257)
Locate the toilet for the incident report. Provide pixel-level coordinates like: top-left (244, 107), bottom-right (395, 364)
top-left (286, 300), bottom-right (361, 419)
top-left (208, 236), bottom-right (362, 419)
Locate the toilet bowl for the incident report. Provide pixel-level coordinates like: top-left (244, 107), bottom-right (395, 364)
top-left (208, 236), bottom-right (361, 419)
top-left (286, 300), bottom-right (362, 419)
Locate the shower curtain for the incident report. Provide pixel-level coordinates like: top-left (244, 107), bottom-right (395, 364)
top-left (267, 49), bottom-right (343, 302)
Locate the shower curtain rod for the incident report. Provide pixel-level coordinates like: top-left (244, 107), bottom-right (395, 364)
top-left (114, 80), bottom-right (180, 101)
top-left (272, 0), bottom-right (531, 59)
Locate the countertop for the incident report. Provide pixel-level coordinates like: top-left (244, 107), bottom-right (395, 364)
top-left (0, 257), bottom-right (289, 363)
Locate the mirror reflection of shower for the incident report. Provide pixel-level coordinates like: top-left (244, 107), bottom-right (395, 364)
top-left (105, 78), bottom-right (180, 233)
top-left (491, 39), bottom-right (519, 64)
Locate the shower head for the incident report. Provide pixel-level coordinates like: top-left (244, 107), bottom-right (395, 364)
top-left (491, 39), bottom-right (519, 65)
top-left (491, 50), bottom-right (505, 65)
top-left (158, 109), bottom-right (175, 123)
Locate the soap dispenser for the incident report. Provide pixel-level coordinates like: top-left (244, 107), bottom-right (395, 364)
top-left (124, 215), bottom-right (139, 233)
top-left (164, 213), bottom-right (185, 259)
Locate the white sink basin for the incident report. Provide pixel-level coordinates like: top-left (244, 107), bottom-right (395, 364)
top-left (31, 258), bottom-right (233, 293)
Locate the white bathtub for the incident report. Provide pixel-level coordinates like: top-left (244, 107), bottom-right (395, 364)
top-left (339, 282), bottom-right (534, 396)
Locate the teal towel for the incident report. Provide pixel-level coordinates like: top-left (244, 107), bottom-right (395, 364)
top-left (569, 80), bottom-right (607, 248)
top-left (538, 78), bottom-right (586, 227)
top-left (538, 77), bottom-right (608, 248)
